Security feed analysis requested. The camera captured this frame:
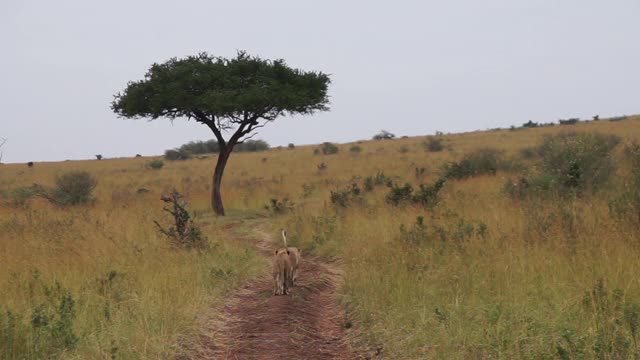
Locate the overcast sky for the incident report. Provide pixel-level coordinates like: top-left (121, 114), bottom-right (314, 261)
top-left (1, 0), bottom-right (639, 163)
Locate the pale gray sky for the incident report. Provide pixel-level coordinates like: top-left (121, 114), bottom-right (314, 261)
top-left (1, 0), bottom-right (639, 163)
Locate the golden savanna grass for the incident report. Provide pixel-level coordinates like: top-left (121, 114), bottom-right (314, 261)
top-left (2, 115), bottom-right (640, 358)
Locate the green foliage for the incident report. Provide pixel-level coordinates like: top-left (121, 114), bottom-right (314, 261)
top-left (442, 148), bottom-right (504, 180)
top-left (147, 159), bottom-right (164, 169)
top-left (522, 120), bottom-right (539, 128)
top-left (559, 118), bottom-right (580, 125)
top-left (386, 178), bottom-right (446, 208)
top-left (0, 271), bottom-right (78, 359)
top-left (537, 132), bottom-right (619, 194)
top-left (112, 51), bottom-right (330, 123)
top-left (234, 140), bottom-right (270, 152)
top-left (424, 137), bottom-right (444, 152)
top-left (320, 142), bottom-right (339, 155)
top-left (288, 143), bottom-right (295, 149)
top-left (386, 183), bottom-right (414, 205)
top-left (49, 171), bottom-right (97, 206)
top-left (412, 178), bottom-right (446, 207)
top-left (164, 148), bottom-right (192, 161)
top-left (373, 130), bottom-right (395, 140)
top-left (363, 171), bottom-right (392, 191)
top-left (349, 145), bottom-right (362, 154)
top-left (2, 184), bottom-right (42, 207)
top-left (554, 279), bottom-right (640, 359)
top-left (330, 183), bottom-right (362, 207)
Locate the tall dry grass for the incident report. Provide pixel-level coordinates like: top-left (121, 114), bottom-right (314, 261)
top-left (0, 157), bottom-right (265, 358)
top-left (3, 115), bottom-right (640, 358)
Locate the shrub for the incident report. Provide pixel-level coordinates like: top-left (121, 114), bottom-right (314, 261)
top-left (330, 183), bottom-right (362, 207)
top-left (522, 120), bottom-right (539, 128)
top-left (349, 145), bottom-right (362, 154)
top-left (95, 154), bottom-right (103, 160)
top-left (236, 139), bottom-right (270, 152)
top-left (424, 137), bottom-right (444, 152)
top-left (153, 191), bottom-right (207, 249)
top-left (536, 132), bottom-right (619, 194)
top-left (48, 171), bottom-right (97, 206)
top-left (0, 273), bottom-right (78, 358)
top-left (288, 143), bottom-right (295, 149)
top-left (373, 130), bottom-right (395, 140)
top-left (386, 183), bottom-right (414, 206)
top-left (363, 171), bottom-right (392, 191)
top-left (164, 148), bottom-right (191, 161)
top-left (443, 148), bottom-right (504, 180)
top-left (175, 139), bottom-right (269, 154)
top-left (3, 184), bottom-right (42, 207)
top-left (412, 178), bottom-right (446, 207)
top-left (320, 142), bottom-right (339, 155)
top-left (559, 118), bottom-right (579, 125)
top-left (147, 159), bottom-right (164, 169)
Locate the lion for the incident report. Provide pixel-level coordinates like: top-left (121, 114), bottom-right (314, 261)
top-left (282, 230), bottom-right (302, 287)
top-left (272, 248), bottom-right (291, 296)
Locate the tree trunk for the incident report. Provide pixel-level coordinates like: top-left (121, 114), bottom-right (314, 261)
top-left (211, 149), bottom-right (231, 216)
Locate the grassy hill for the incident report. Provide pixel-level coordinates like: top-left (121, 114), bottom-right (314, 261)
top-left (2, 115), bottom-right (640, 358)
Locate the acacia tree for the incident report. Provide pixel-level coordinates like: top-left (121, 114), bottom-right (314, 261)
top-left (112, 52), bottom-right (330, 215)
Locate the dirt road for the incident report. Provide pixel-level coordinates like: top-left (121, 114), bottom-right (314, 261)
top-left (180, 226), bottom-right (366, 360)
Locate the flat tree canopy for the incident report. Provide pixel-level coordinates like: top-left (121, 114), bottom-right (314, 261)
top-left (112, 52), bottom-right (330, 215)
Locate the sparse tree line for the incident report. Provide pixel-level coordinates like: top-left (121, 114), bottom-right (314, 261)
top-left (164, 139), bottom-right (269, 160)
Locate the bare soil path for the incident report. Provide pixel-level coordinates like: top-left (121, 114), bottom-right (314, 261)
top-left (180, 222), bottom-right (365, 360)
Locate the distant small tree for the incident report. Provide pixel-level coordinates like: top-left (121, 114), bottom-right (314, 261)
top-left (112, 52), bottom-right (330, 215)
top-left (373, 130), bottom-right (395, 140)
top-left (95, 154), bottom-right (103, 160)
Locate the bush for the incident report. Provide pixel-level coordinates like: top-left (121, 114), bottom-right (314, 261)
top-left (0, 273), bottom-right (78, 358)
top-left (3, 184), bottom-right (42, 207)
top-left (559, 118), bottom-right (579, 125)
top-left (154, 191), bottom-right (207, 249)
top-left (164, 148), bottom-right (191, 161)
top-left (443, 148), bottom-right (504, 180)
top-left (536, 132), bottom-right (619, 194)
top-left (175, 139), bottom-right (269, 154)
top-left (48, 171), bottom-right (97, 206)
top-left (412, 178), bottom-right (446, 207)
top-left (147, 159), bottom-right (164, 169)
top-left (349, 145), bottom-right (362, 154)
top-left (288, 143), bottom-right (295, 149)
top-left (330, 183), bottom-right (362, 207)
top-left (522, 120), bottom-right (539, 128)
top-left (373, 130), bottom-right (395, 140)
top-left (364, 171), bottom-right (392, 191)
top-left (424, 137), bottom-right (444, 152)
top-left (236, 139), bottom-right (270, 152)
top-left (386, 183), bottom-right (414, 206)
top-left (320, 142), bottom-right (339, 155)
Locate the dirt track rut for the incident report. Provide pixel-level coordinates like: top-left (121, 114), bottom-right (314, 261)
top-left (180, 227), bottom-right (364, 360)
